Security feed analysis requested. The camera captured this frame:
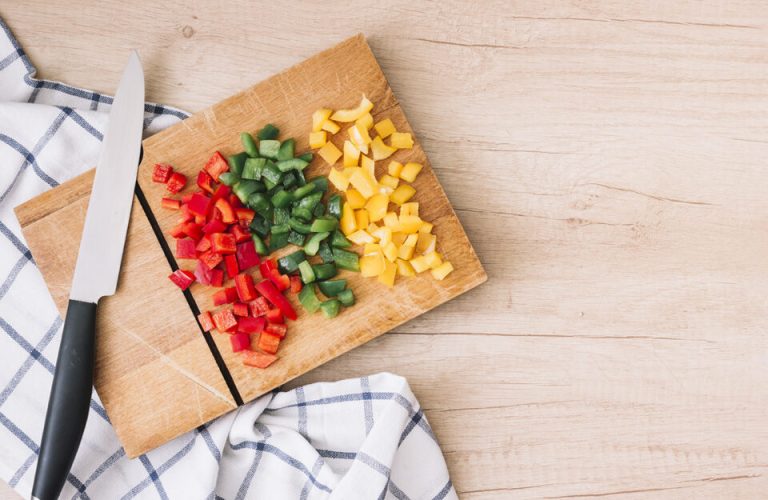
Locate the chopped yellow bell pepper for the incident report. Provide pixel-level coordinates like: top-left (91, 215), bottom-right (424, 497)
top-left (391, 232), bottom-right (407, 246)
top-left (397, 243), bottom-right (415, 260)
top-left (340, 202), bottom-right (357, 235)
top-left (398, 215), bottom-right (422, 234)
top-left (379, 174), bottom-right (399, 190)
top-left (321, 119), bottom-right (341, 134)
top-left (390, 185), bottom-right (416, 205)
top-left (350, 122), bottom-right (372, 147)
top-left (423, 251), bottom-right (443, 269)
top-left (343, 140), bottom-right (360, 167)
top-left (348, 167), bottom-right (378, 199)
top-left (365, 194), bottom-right (389, 222)
top-left (400, 202), bottom-right (418, 217)
top-left (312, 108), bottom-right (333, 132)
top-left (331, 96), bottom-right (374, 122)
top-left (354, 209), bottom-right (369, 229)
top-left (363, 243), bottom-right (381, 256)
top-left (383, 242), bottom-right (398, 262)
top-left (356, 113), bottom-right (374, 130)
top-left (416, 233), bottom-right (436, 254)
top-left (377, 259), bottom-right (397, 287)
top-left (430, 261), bottom-right (453, 280)
top-left (328, 168), bottom-right (349, 191)
top-left (383, 212), bottom-right (399, 229)
top-left (348, 229), bottom-right (375, 245)
top-left (388, 161), bottom-right (403, 178)
top-left (409, 255), bottom-right (430, 273)
top-left (367, 223), bottom-right (380, 235)
top-left (309, 131), bottom-right (327, 149)
top-left (418, 221), bottom-right (433, 234)
top-left (371, 226), bottom-right (392, 246)
top-left (345, 188), bottom-right (367, 209)
top-left (390, 132), bottom-right (413, 149)
top-left (374, 118), bottom-right (396, 139)
top-left (397, 259), bottom-right (416, 277)
top-left (317, 141), bottom-right (342, 165)
top-left (360, 253), bottom-right (385, 277)
top-left (403, 234), bottom-right (418, 247)
top-left (371, 136), bottom-right (396, 160)
top-left (360, 155), bottom-right (375, 177)
top-left (400, 162), bottom-right (423, 183)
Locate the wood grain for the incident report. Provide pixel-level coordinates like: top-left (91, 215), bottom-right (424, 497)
top-left (5, 0), bottom-right (768, 498)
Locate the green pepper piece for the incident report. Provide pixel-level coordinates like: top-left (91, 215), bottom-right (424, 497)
top-left (241, 132), bottom-right (259, 157)
top-left (271, 189), bottom-right (293, 208)
top-left (227, 152), bottom-right (248, 176)
top-left (259, 139), bottom-right (281, 159)
top-left (233, 180), bottom-right (265, 203)
top-left (277, 250), bottom-right (307, 274)
top-left (242, 157), bottom-right (266, 180)
top-left (298, 152), bottom-right (313, 163)
top-left (317, 279), bottom-right (347, 297)
top-left (288, 217), bottom-right (313, 234)
top-left (282, 171), bottom-right (297, 189)
top-left (291, 206), bottom-right (313, 222)
top-left (304, 232), bottom-right (330, 256)
top-left (332, 248), bottom-right (360, 272)
top-left (318, 241), bottom-right (334, 263)
top-left (331, 230), bottom-right (352, 248)
top-left (296, 192), bottom-right (322, 211)
top-left (291, 183), bottom-right (316, 201)
top-left (257, 123), bottom-right (280, 140)
top-left (218, 172), bottom-right (240, 186)
top-left (249, 216), bottom-right (270, 238)
top-left (272, 207), bottom-right (290, 225)
top-left (287, 230), bottom-right (306, 246)
top-left (247, 192), bottom-right (271, 217)
top-left (264, 178), bottom-right (277, 190)
top-left (277, 138), bottom-right (295, 161)
top-left (276, 158), bottom-right (309, 172)
top-left (310, 177), bottom-right (329, 193)
top-left (298, 260), bottom-right (316, 284)
top-left (270, 223), bottom-right (290, 235)
top-left (337, 288), bottom-right (355, 307)
top-left (327, 194), bottom-right (342, 218)
top-left (298, 284), bottom-right (321, 313)
top-left (319, 299), bottom-right (341, 318)
top-left (312, 203), bottom-right (325, 218)
top-left (251, 233), bottom-right (269, 255)
top-left (310, 217), bottom-right (338, 233)
top-left (269, 231), bottom-right (289, 252)
top-left (311, 263), bottom-right (337, 281)
top-left (261, 160), bottom-right (282, 185)
top-left (295, 169), bottom-right (307, 186)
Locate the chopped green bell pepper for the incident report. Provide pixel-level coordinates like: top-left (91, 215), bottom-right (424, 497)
top-left (258, 139), bottom-right (281, 159)
top-left (298, 260), bottom-right (316, 284)
top-left (241, 132), bottom-right (259, 157)
top-left (320, 299), bottom-right (341, 318)
top-left (337, 288), bottom-right (355, 306)
top-left (257, 123), bottom-right (279, 140)
top-left (304, 231), bottom-right (330, 256)
top-left (317, 279), bottom-right (346, 297)
top-left (310, 217), bottom-right (338, 233)
top-left (298, 284), bottom-right (321, 313)
top-left (277, 250), bottom-right (306, 273)
top-left (277, 138), bottom-right (295, 161)
top-left (227, 152), bottom-right (248, 176)
top-left (332, 248), bottom-right (359, 272)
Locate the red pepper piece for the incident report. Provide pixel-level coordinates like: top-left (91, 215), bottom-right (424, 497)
top-left (265, 323), bottom-right (287, 338)
top-left (249, 296), bottom-right (270, 317)
top-left (202, 218), bottom-right (227, 235)
top-left (169, 223), bottom-right (186, 239)
top-left (257, 332), bottom-right (281, 354)
top-left (224, 254), bottom-right (239, 279)
top-left (197, 311), bottom-right (214, 332)
top-left (235, 208), bottom-right (255, 224)
top-left (255, 280), bottom-right (297, 321)
top-left (230, 224), bottom-right (251, 243)
top-left (175, 238), bottom-right (197, 259)
top-left (182, 222), bottom-right (203, 241)
top-left (209, 269), bottom-right (224, 287)
top-left (235, 241), bottom-right (260, 271)
top-left (230, 333), bottom-right (251, 352)
top-left (268, 269), bottom-right (290, 292)
top-left (181, 192), bottom-right (194, 204)
top-left (204, 151), bottom-right (229, 181)
top-left (195, 235), bottom-right (211, 253)
top-left (187, 193), bottom-right (211, 217)
top-left (289, 275), bottom-right (303, 294)
top-left (232, 302), bottom-right (249, 317)
top-left (234, 273), bottom-right (257, 302)
top-left (166, 172), bottom-right (187, 193)
top-left (194, 260), bottom-right (213, 285)
top-left (265, 308), bottom-right (284, 324)
top-left (211, 308), bottom-right (237, 332)
top-left (161, 197), bottom-right (181, 210)
top-left (229, 193), bottom-right (244, 209)
top-left (241, 351), bottom-right (277, 368)
top-left (259, 259), bottom-right (277, 276)
top-left (210, 233), bottom-right (237, 254)
top-left (237, 316), bottom-right (266, 334)
top-left (214, 198), bottom-right (236, 224)
top-left (212, 286), bottom-right (238, 306)
top-left (196, 170), bottom-right (216, 195)
top-left (199, 250), bottom-right (223, 270)
top-left (207, 184), bottom-right (231, 215)
top-left (177, 204), bottom-right (194, 224)
top-left (152, 163), bottom-right (174, 183)
top-left (168, 269), bottom-right (195, 290)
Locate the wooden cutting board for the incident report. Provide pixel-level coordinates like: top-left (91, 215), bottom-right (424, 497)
top-left (14, 34), bottom-right (486, 457)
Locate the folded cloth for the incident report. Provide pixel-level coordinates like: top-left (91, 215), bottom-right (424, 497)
top-left (0, 18), bottom-right (456, 499)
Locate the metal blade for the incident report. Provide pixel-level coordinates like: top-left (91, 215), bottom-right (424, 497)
top-left (69, 51), bottom-right (145, 303)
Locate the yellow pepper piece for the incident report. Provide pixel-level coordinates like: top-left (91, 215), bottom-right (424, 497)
top-left (343, 140), bottom-right (361, 167)
top-left (365, 194), bottom-right (389, 222)
top-left (390, 132), bottom-right (413, 149)
top-left (410, 255), bottom-right (430, 273)
top-left (340, 202), bottom-right (357, 235)
top-left (356, 113), bottom-right (374, 130)
top-left (345, 188), bottom-right (366, 209)
top-left (309, 131), bottom-right (327, 149)
top-left (360, 155), bottom-right (375, 177)
top-left (312, 108), bottom-right (332, 132)
top-left (400, 162), bottom-right (423, 183)
top-left (363, 243), bottom-right (381, 256)
top-left (391, 185), bottom-right (416, 206)
top-left (416, 233), bottom-right (436, 254)
top-left (374, 118), bottom-right (396, 139)
top-left (371, 136), bottom-right (396, 160)
top-left (397, 259), bottom-right (416, 277)
top-left (388, 161), bottom-right (403, 178)
top-left (348, 229), bottom-right (375, 245)
top-left (377, 258), bottom-right (397, 287)
top-left (317, 141), bottom-right (342, 165)
top-left (355, 209), bottom-right (369, 229)
top-left (328, 168), bottom-right (349, 191)
top-left (383, 241), bottom-right (398, 262)
top-left (397, 243), bottom-right (415, 260)
top-left (360, 253), bottom-right (385, 277)
top-left (418, 221), bottom-right (433, 234)
top-left (350, 122), bottom-right (372, 146)
top-left (321, 119), bottom-right (341, 134)
top-left (391, 232), bottom-right (407, 246)
top-left (430, 261), bottom-right (453, 280)
top-left (383, 212), bottom-right (399, 229)
top-left (403, 234), bottom-right (418, 247)
top-left (331, 96), bottom-right (374, 122)
top-left (367, 223), bottom-right (380, 235)
top-left (400, 202), bottom-right (418, 217)
top-left (423, 251), bottom-right (443, 269)
top-left (371, 226), bottom-right (392, 246)
top-left (379, 174), bottom-right (399, 190)
top-left (348, 167), bottom-right (378, 199)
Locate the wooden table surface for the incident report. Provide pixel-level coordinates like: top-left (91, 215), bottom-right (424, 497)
top-left (3, 1), bottom-right (768, 498)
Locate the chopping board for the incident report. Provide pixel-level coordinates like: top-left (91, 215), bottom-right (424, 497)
top-left (14, 34), bottom-right (486, 457)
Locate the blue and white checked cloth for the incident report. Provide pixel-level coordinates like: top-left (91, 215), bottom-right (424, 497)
top-left (0, 19), bottom-right (456, 500)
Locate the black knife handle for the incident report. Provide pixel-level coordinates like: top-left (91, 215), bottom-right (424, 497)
top-left (32, 299), bottom-right (97, 500)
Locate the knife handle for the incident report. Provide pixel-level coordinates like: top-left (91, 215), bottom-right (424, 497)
top-left (32, 299), bottom-right (97, 500)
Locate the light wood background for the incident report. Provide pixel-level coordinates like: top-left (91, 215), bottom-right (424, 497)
top-left (3, 1), bottom-right (768, 498)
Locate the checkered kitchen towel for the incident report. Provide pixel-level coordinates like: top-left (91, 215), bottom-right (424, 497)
top-left (0, 18), bottom-right (456, 500)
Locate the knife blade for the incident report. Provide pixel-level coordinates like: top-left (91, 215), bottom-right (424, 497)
top-left (32, 51), bottom-right (145, 500)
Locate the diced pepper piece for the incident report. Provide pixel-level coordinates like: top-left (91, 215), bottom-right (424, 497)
top-left (331, 230), bottom-right (352, 248)
top-left (197, 170), bottom-right (216, 195)
top-left (340, 202), bottom-right (357, 235)
top-left (234, 240), bottom-right (260, 271)
top-left (258, 140), bottom-right (281, 160)
top-left (400, 162), bottom-right (423, 183)
top-left (204, 151), bottom-right (230, 181)
top-left (419, 221), bottom-right (434, 234)
top-left (328, 168), bottom-right (349, 191)
top-left (383, 241), bottom-right (398, 262)
top-left (162, 197), bottom-right (181, 210)
top-left (321, 119), bottom-right (340, 134)
top-left (400, 203), bottom-right (419, 218)
top-left (210, 233), bottom-right (237, 254)
top-left (199, 249), bottom-right (223, 270)
top-left (224, 254), bottom-right (239, 279)
top-left (343, 140), bottom-right (361, 167)
top-left (403, 234), bottom-right (418, 247)
top-left (399, 215), bottom-right (423, 234)
top-left (215, 198), bottom-right (236, 224)
top-left (198, 311), bottom-right (214, 332)
top-left (326, 194), bottom-right (343, 219)
top-left (234, 273), bottom-right (257, 302)
top-left (238, 316), bottom-right (266, 334)
top-left (255, 280), bottom-right (298, 320)
top-left (374, 118), bottom-right (396, 139)
top-left (317, 279), bottom-right (347, 297)
top-left (430, 261), bottom-right (454, 280)
top-left (290, 275), bottom-right (303, 294)
top-left (230, 333), bottom-right (251, 352)
top-left (153, 163), bottom-right (174, 183)
top-left (298, 284), bottom-right (322, 313)
top-left (317, 141), bottom-right (342, 165)
top-left (239, 132), bottom-right (258, 157)
top-left (212, 308), bottom-right (237, 332)
top-left (348, 168), bottom-right (377, 199)
top-left (330, 96), bottom-right (373, 122)
top-left (423, 251), bottom-right (444, 269)
top-left (249, 296), bottom-right (270, 317)
top-left (416, 233), bottom-right (437, 255)
top-left (363, 194), bottom-right (388, 222)
top-left (310, 217), bottom-right (338, 233)
top-left (377, 259), bottom-right (397, 287)
top-left (354, 209), bottom-right (369, 230)
top-left (371, 136), bottom-right (396, 160)
top-left (230, 225), bottom-right (251, 244)
top-left (379, 175), bottom-right (399, 190)
top-left (227, 152), bottom-right (248, 176)
top-left (193, 259), bottom-right (213, 285)
top-left (251, 233), bottom-right (269, 255)
top-left (202, 218), bottom-right (227, 236)
top-left (312, 108), bottom-right (333, 132)
top-left (166, 172), bottom-right (187, 193)
top-left (242, 351), bottom-right (278, 368)
top-left (187, 194), bottom-right (210, 217)
top-left (356, 113), bottom-right (374, 130)
top-left (312, 263), bottom-right (337, 281)
top-left (345, 188), bottom-right (366, 209)
top-left (410, 255), bottom-right (430, 273)
top-left (363, 243), bottom-right (381, 256)
top-left (332, 248), bottom-right (360, 272)
top-left (266, 323), bottom-right (287, 338)
top-left (233, 302), bottom-right (250, 317)
top-left (390, 132), bottom-right (413, 149)
top-left (320, 299), bottom-right (341, 318)
top-left (398, 243), bottom-right (415, 260)
top-left (235, 208), bottom-right (256, 224)
top-left (397, 259), bottom-right (416, 277)
top-left (337, 288), bottom-right (355, 306)
top-left (266, 308), bottom-right (284, 324)
top-left (371, 226), bottom-right (392, 246)
top-left (213, 286), bottom-right (238, 306)
top-left (391, 185), bottom-right (416, 206)
top-left (387, 161), bottom-right (403, 178)
top-left (360, 253), bottom-right (385, 277)
top-left (176, 238), bottom-right (197, 259)
top-left (350, 122), bottom-right (372, 147)
top-left (383, 212), bottom-right (399, 230)
top-left (304, 232), bottom-right (330, 256)
top-left (256, 123), bottom-right (279, 140)
top-left (168, 269), bottom-right (195, 290)
top-left (258, 332), bottom-right (281, 354)
top-left (348, 229), bottom-right (375, 245)
top-left (209, 269), bottom-right (224, 287)
top-left (298, 260), bottom-right (316, 284)
top-left (309, 131), bottom-right (327, 149)
top-left (360, 155), bottom-right (375, 177)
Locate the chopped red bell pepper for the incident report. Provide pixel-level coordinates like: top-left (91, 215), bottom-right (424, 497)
top-left (237, 316), bottom-right (266, 334)
top-left (230, 224), bottom-right (251, 243)
top-left (224, 254), bottom-right (239, 279)
top-left (187, 193), bottom-right (211, 217)
top-left (161, 197), bottom-right (181, 210)
top-left (211, 308), bottom-right (237, 332)
top-left (235, 208), bottom-right (255, 224)
top-left (257, 332), bottom-right (281, 354)
top-left (166, 172), bottom-right (187, 193)
top-left (212, 286), bottom-right (238, 306)
top-left (199, 249), bottom-right (223, 270)
top-left (229, 333), bottom-right (251, 352)
top-left (249, 296), bottom-right (270, 317)
top-left (255, 280), bottom-right (297, 321)
top-left (234, 273), bottom-right (257, 302)
top-left (182, 222), bottom-right (203, 241)
top-left (209, 269), bottom-right (224, 287)
top-left (233, 302), bottom-right (249, 317)
top-left (235, 241), bottom-right (260, 271)
top-left (152, 163), bottom-right (174, 183)
top-left (210, 233), bottom-right (237, 254)
top-left (259, 259), bottom-right (277, 276)
top-left (197, 170), bottom-right (216, 195)
top-left (214, 198), bottom-right (236, 224)
top-left (198, 311), bottom-right (214, 332)
top-left (181, 192), bottom-right (194, 204)
top-left (265, 322), bottom-right (287, 338)
top-left (202, 218), bottom-right (227, 235)
top-left (289, 276), bottom-right (303, 294)
top-left (241, 351), bottom-right (278, 368)
top-left (268, 269), bottom-right (290, 292)
top-left (169, 223), bottom-right (186, 239)
top-left (207, 184), bottom-right (231, 215)
top-left (265, 308), bottom-right (284, 324)
top-left (176, 238), bottom-right (197, 259)
top-left (177, 204), bottom-right (194, 224)
top-left (229, 193), bottom-right (244, 209)
top-left (168, 269), bottom-right (195, 290)
top-left (204, 151), bottom-right (229, 181)
top-left (194, 260), bottom-right (214, 285)
top-left (196, 235), bottom-right (211, 253)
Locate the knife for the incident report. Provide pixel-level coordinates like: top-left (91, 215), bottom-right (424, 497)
top-left (31, 52), bottom-right (145, 500)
